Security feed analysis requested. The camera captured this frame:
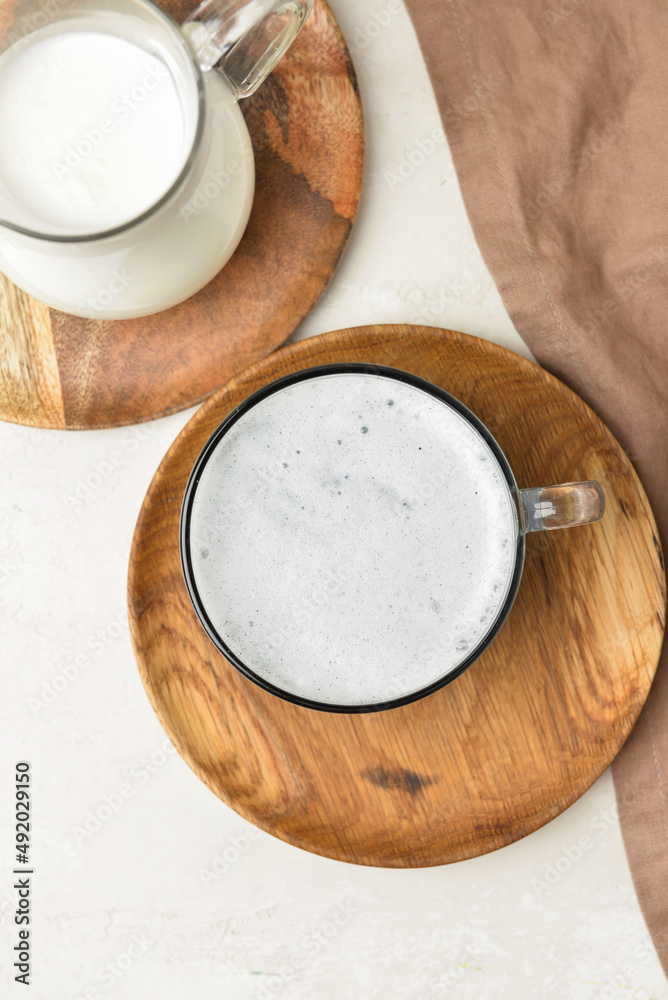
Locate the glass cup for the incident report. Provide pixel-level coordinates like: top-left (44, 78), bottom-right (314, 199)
top-left (180, 363), bottom-right (605, 714)
top-left (0, 0), bottom-right (313, 318)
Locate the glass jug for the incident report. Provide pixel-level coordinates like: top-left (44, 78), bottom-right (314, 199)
top-left (0, 0), bottom-right (313, 318)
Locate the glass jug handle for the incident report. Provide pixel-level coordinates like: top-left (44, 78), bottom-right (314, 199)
top-left (182, 0), bottom-right (313, 97)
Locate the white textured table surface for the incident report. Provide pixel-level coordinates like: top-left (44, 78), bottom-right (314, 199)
top-left (1, 2), bottom-right (666, 998)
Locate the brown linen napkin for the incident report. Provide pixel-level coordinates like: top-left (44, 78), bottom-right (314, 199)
top-left (402, 0), bottom-right (668, 967)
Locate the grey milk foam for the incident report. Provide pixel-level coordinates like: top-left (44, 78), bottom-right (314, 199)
top-left (188, 373), bottom-right (518, 707)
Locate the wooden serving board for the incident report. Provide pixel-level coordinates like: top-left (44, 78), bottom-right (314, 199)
top-left (128, 325), bottom-right (666, 867)
top-left (0, 0), bottom-right (363, 429)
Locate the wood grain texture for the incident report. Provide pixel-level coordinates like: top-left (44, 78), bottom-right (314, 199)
top-left (128, 325), bottom-right (666, 867)
top-left (0, 279), bottom-right (65, 427)
top-left (0, 0), bottom-right (363, 429)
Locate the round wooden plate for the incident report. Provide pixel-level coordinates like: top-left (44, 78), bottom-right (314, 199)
top-left (128, 325), bottom-right (666, 867)
top-left (0, 0), bottom-right (363, 429)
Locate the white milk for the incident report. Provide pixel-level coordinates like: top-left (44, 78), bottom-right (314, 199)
top-left (0, 25), bottom-right (255, 317)
top-left (0, 31), bottom-right (188, 231)
top-left (188, 373), bottom-right (519, 707)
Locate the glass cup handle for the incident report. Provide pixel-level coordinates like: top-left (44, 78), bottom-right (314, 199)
top-left (519, 481), bottom-right (605, 533)
top-left (182, 0), bottom-right (313, 97)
